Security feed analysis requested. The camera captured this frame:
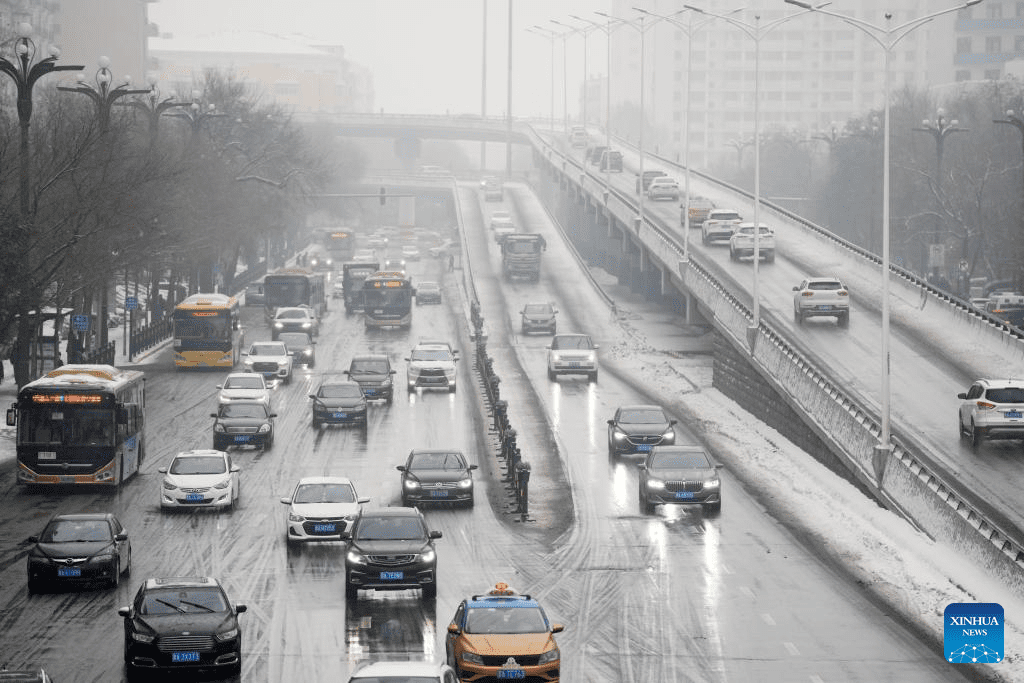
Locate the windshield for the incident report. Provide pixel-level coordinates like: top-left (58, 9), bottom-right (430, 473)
top-left (170, 455), bottom-right (227, 475)
top-left (985, 388), bottom-right (1024, 403)
top-left (224, 376), bottom-right (264, 390)
top-left (506, 240), bottom-right (541, 254)
top-left (410, 349), bottom-right (452, 362)
top-left (172, 310), bottom-right (231, 339)
top-left (249, 344), bottom-right (287, 356)
top-left (350, 678), bottom-right (437, 683)
top-left (619, 408), bottom-right (667, 424)
top-left (219, 404), bottom-right (268, 419)
top-left (20, 407), bottom-right (114, 446)
top-left (808, 281), bottom-right (843, 291)
top-left (552, 336), bottom-right (592, 350)
top-left (294, 482), bottom-right (356, 504)
top-left (355, 515), bottom-right (426, 541)
top-left (466, 606), bottom-right (549, 634)
top-left (319, 384), bottom-right (363, 399)
top-left (350, 360), bottom-right (389, 374)
top-left (524, 304), bottom-right (552, 315)
top-left (276, 309), bottom-right (307, 320)
top-left (265, 278), bottom-right (311, 307)
top-left (40, 519), bottom-right (111, 543)
top-left (140, 588), bottom-right (227, 615)
top-left (409, 451), bottom-right (466, 470)
top-left (651, 451), bottom-right (711, 469)
top-left (278, 333), bottom-right (311, 348)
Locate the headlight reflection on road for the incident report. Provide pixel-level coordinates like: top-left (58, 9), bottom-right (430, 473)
top-left (585, 381), bottom-right (598, 451)
top-left (609, 460), bottom-right (633, 512)
top-left (702, 520), bottom-right (725, 665)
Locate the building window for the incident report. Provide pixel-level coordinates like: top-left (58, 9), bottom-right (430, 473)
top-left (957, 37), bottom-right (971, 53)
top-left (986, 36), bottom-right (1002, 53)
top-left (1018, 2), bottom-right (1024, 17)
top-left (987, 3), bottom-right (1003, 18)
top-left (1016, 35), bottom-right (1024, 53)
top-left (955, 70), bottom-right (971, 81)
top-left (985, 68), bottom-right (1002, 79)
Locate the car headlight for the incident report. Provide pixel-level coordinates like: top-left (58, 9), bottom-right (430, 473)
top-left (404, 480), bottom-right (420, 489)
top-left (662, 427), bottom-right (675, 440)
top-left (243, 360), bottom-right (254, 368)
top-left (461, 652), bottom-right (484, 665)
top-left (647, 478), bottom-right (666, 490)
top-left (162, 479), bottom-right (177, 491)
top-left (587, 352), bottom-right (596, 362)
top-left (538, 647), bottom-right (560, 664)
top-left (419, 548), bottom-right (436, 563)
top-left (214, 478), bottom-right (231, 489)
top-left (458, 477), bottom-right (473, 488)
top-left (612, 427), bottom-right (627, 441)
top-left (258, 423), bottom-right (272, 433)
top-left (288, 512), bottom-right (305, 523)
top-left (215, 627), bottom-right (239, 642)
top-left (301, 322), bottom-right (311, 328)
top-left (131, 630), bottom-right (155, 644)
top-left (214, 423), bottom-right (226, 433)
top-left (303, 349), bottom-right (313, 356)
top-left (347, 549), bottom-right (367, 565)
top-left (704, 477), bottom-right (720, 489)
top-left (91, 553), bottom-right (114, 564)
top-left (274, 322), bottom-right (283, 328)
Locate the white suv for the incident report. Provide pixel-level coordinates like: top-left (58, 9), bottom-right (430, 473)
top-left (547, 333), bottom-right (599, 382)
top-left (406, 340), bottom-right (459, 393)
top-left (958, 379), bottom-right (1024, 448)
top-left (701, 209), bottom-right (742, 244)
top-left (793, 277), bottom-right (850, 327)
top-left (242, 341), bottom-right (294, 384)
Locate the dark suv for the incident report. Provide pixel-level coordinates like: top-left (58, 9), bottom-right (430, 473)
top-left (345, 354), bottom-right (396, 404)
top-left (119, 576), bottom-right (246, 680)
top-left (342, 507), bottom-right (441, 600)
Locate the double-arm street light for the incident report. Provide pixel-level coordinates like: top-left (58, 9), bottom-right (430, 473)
top-left (58, 56), bottom-right (150, 134)
top-left (551, 18), bottom-right (599, 130)
top-left (784, 0), bottom-right (984, 477)
top-left (525, 26), bottom-right (560, 133)
top-left (0, 22), bottom-right (83, 218)
top-left (994, 109), bottom-right (1024, 207)
top-left (913, 108), bottom-right (967, 279)
top-left (684, 4), bottom-right (821, 337)
top-left (123, 74), bottom-right (188, 151)
top-left (571, 13), bottom-right (617, 203)
top-left (170, 92), bottom-right (227, 151)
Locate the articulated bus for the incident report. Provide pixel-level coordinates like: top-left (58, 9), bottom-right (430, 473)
top-left (172, 293), bottom-right (245, 369)
top-left (7, 364), bottom-right (146, 486)
top-left (362, 271), bottom-right (415, 329)
top-left (264, 267), bottom-right (327, 323)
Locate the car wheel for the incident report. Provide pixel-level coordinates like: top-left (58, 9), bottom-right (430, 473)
top-left (702, 232), bottom-right (709, 245)
top-left (640, 491), bottom-right (655, 515)
top-left (345, 576), bottom-right (359, 600)
top-left (766, 252), bottom-right (775, 263)
top-left (729, 248), bottom-right (737, 261)
top-left (108, 559), bottom-right (120, 589)
top-left (589, 370), bottom-right (598, 383)
top-left (958, 416), bottom-right (968, 439)
top-left (27, 579), bottom-right (41, 595)
top-left (794, 308), bottom-right (804, 325)
top-left (285, 372), bottom-right (292, 385)
top-left (309, 360), bottom-right (316, 368)
top-left (228, 657), bottom-right (242, 677)
top-left (408, 383), bottom-right (415, 393)
top-left (838, 312), bottom-right (850, 328)
top-left (465, 495), bottom-right (474, 509)
top-left (448, 383), bottom-right (456, 393)
top-left (123, 546), bottom-right (132, 576)
top-left (312, 416), bottom-right (321, 429)
top-left (422, 583), bottom-right (437, 600)
top-left (971, 422), bottom-right (984, 449)
top-left (547, 368), bottom-right (556, 381)
top-left (704, 501), bottom-right (722, 515)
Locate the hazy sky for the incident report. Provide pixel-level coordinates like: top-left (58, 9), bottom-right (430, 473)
top-left (149, 0), bottom-right (612, 117)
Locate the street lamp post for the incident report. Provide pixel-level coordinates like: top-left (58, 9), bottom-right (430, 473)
top-left (684, 4), bottom-right (820, 338)
top-left (994, 109), bottom-right (1024, 292)
top-left (0, 23), bottom-right (83, 218)
top-left (526, 26), bottom-right (558, 133)
top-left (571, 14), bottom-right (616, 204)
top-left (123, 74), bottom-right (188, 151)
top-left (58, 57), bottom-right (150, 134)
top-left (552, 18), bottom-right (598, 130)
top-left (913, 108), bottom-right (967, 281)
top-left (785, 0), bottom-right (984, 471)
top-left (169, 92), bottom-right (227, 150)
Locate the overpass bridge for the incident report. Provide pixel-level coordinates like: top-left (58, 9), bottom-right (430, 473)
top-left (331, 112), bottom-right (1024, 597)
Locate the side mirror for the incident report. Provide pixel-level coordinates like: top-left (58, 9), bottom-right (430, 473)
top-left (340, 530), bottom-right (352, 540)
top-left (638, 464), bottom-right (647, 470)
top-left (6, 408), bottom-right (15, 427)
top-left (158, 467), bottom-right (167, 474)
top-left (552, 624), bottom-right (564, 634)
top-left (607, 419), bottom-right (615, 425)
top-left (447, 623), bottom-right (461, 635)
top-left (210, 413), bottom-right (218, 419)
top-left (404, 358), bottom-right (410, 362)
top-left (357, 497), bottom-right (371, 504)
top-left (397, 465), bottom-right (407, 472)
top-left (280, 497), bottom-right (291, 505)
top-left (269, 413), bottom-right (278, 418)
top-left (115, 532), bottom-right (129, 542)
top-left (957, 393), bottom-right (968, 400)
top-left (27, 535), bottom-right (39, 544)
top-left (235, 604), bottom-right (247, 614)
top-left (468, 464), bottom-right (478, 470)
top-left (669, 419), bottom-right (678, 427)
top-left (429, 530), bottom-right (443, 539)
top-left (390, 370), bottom-right (396, 375)
top-left (117, 606), bottom-right (132, 617)
top-left (230, 465), bottom-right (240, 473)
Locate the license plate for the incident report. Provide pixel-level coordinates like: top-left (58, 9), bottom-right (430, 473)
top-left (380, 571), bottom-right (403, 580)
top-left (364, 390), bottom-right (376, 396)
top-left (333, 412), bottom-right (347, 418)
top-left (185, 493), bottom-right (203, 502)
top-left (498, 670), bottom-right (526, 679)
top-left (1007, 411), bottom-right (1023, 418)
top-left (636, 444), bottom-right (652, 452)
top-left (38, 451), bottom-right (56, 460)
top-left (57, 567), bottom-right (81, 577)
top-left (675, 491), bottom-right (695, 500)
top-left (171, 651), bottom-right (200, 663)
top-left (816, 305), bottom-right (832, 311)
top-left (234, 435), bottom-right (251, 442)
top-left (313, 523), bottom-right (336, 533)
top-left (567, 362), bottom-right (581, 368)
top-left (59, 475), bottom-right (75, 484)
top-left (430, 490), bottom-right (450, 498)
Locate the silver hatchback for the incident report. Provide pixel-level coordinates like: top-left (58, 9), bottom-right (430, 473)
top-left (958, 379), bottom-right (1024, 448)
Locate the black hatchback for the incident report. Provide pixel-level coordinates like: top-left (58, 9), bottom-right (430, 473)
top-left (342, 507), bottom-right (441, 600)
top-left (26, 512), bottom-right (132, 593)
top-left (119, 576), bottom-right (246, 680)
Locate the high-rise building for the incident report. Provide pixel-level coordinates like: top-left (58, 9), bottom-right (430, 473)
top-left (953, 1), bottom-right (1024, 81)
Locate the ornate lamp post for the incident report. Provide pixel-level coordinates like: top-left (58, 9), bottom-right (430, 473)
top-left (123, 74), bottom-right (188, 150)
top-left (58, 56), bottom-right (149, 134)
top-left (0, 22), bottom-right (83, 218)
top-left (913, 108), bottom-right (967, 280)
top-left (169, 92), bottom-right (227, 150)
top-left (994, 109), bottom-right (1024, 292)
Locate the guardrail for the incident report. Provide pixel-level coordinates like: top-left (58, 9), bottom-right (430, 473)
top-left (526, 125), bottom-right (1024, 596)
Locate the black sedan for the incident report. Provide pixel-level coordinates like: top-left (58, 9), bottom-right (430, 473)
top-left (278, 331), bottom-right (316, 368)
top-left (211, 401), bottom-right (276, 450)
top-left (119, 576), bottom-right (246, 680)
top-left (638, 445), bottom-right (722, 515)
top-left (607, 404), bottom-right (677, 456)
top-left (520, 302), bottom-right (558, 335)
top-left (397, 449), bottom-right (478, 507)
top-left (310, 380), bottom-right (368, 428)
top-left (26, 512), bottom-right (132, 593)
top-left (342, 507), bottom-right (441, 600)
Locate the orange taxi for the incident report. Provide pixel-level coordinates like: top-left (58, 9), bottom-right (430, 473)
top-left (445, 583), bottom-right (563, 681)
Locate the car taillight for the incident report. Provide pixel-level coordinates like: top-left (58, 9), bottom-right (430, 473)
top-left (838, 291), bottom-right (849, 296)
top-left (801, 292), bottom-right (814, 297)
top-left (976, 401), bottom-right (997, 410)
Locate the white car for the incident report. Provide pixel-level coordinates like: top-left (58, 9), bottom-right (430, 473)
top-left (647, 176), bottom-right (680, 201)
top-left (547, 333), bottom-right (599, 382)
top-left (272, 306), bottom-right (319, 339)
top-left (281, 476), bottom-right (369, 545)
top-left (401, 244), bottom-right (421, 261)
top-left (793, 277), bottom-right (850, 326)
top-left (347, 661), bottom-right (457, 683)
top-left (159, 449), bottom-right (240, 511)
top-left (217, 372), bottom-right (271, 407)
top-left (406, 340), bottom-right (459, 392)
top-left (242, 341), bottom-right (294, 384)
top-left (701, 209), bottom-right (743, 244)
top-left (353, 248), bottom-right (377, 263)
top-left (489, 210), bottom-right (513, 231)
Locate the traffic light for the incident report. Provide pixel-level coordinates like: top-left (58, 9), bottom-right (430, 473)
top-left (379, 187), bottom-right (386, 206)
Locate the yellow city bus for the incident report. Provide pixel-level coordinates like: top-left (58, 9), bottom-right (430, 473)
top-left (7, 364), bottom-right (146, 486)
top-left (172, 293), bottom-right (245, 368)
